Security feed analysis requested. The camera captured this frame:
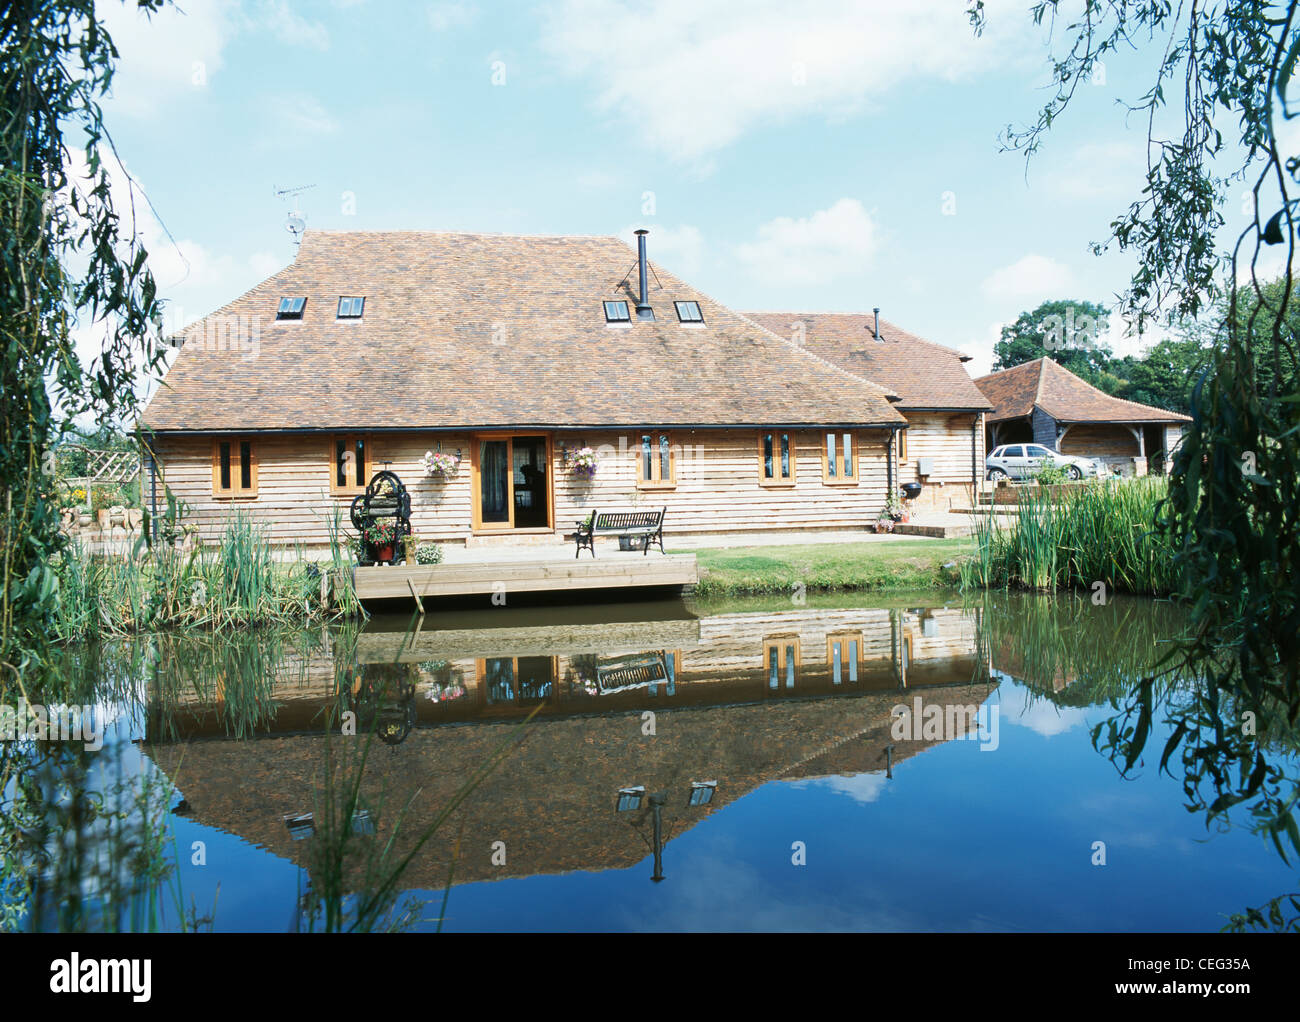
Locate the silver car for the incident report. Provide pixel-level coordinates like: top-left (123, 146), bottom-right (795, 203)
top-left (985, 443), bottom-right (1102, 482)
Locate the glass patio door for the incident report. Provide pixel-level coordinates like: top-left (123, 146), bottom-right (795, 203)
top-left (474, 434), bottom-right (550, 530)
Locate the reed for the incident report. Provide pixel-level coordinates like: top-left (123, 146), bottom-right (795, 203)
top-left (51, 514), bottom-right (355, 640)
top-left (961, 476), bottom-right (1179, 597)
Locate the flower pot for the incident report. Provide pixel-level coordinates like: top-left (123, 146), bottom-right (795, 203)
top-left (374, 543), bottom-right (395, 563)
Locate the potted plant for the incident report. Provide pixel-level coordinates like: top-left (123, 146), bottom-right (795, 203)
top-left (884, 492), bottom-right (906, 523)
top-left (873, 509), bottom-right (895, 534)
top-left (363, 519), bottom-right (400, 563)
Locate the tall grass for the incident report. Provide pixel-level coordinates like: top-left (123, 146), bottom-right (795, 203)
top-left (51, 513), bottom-right (361, 640)
top-left (961, 476), bottom-right (1180, 597)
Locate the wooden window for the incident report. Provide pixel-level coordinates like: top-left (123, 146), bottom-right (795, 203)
top-left (827, 633), bottom-right (863, 685)
top-left (821, 431), bottom-right (857, 484)
top-left (212, 439), bottom-right (258, 499)
top-left (637, 430), bottom-right (675, 489)
top-left (763, 637), bottom-right (801, 690)
top-left (759, 430), bottom-right (795, 486)
top-left (897, 427), bottom-right (908, 461)
top-left (330, 435), bottom-right (372, 495)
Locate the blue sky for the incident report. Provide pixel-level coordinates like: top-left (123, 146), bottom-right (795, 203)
top-left (90, 0), bottom-right (1268, 377)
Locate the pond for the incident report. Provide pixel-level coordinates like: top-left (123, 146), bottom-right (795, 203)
top-left (3, 591), bottom-right (1296, 932)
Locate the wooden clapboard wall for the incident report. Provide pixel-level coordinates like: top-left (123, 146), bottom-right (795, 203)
top-left (150, 427), bottom-right (896, 549)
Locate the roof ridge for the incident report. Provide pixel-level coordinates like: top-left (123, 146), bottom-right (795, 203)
top-left (1033, 357), bottom-right (1052, 409)
top-left (304, 228), bottom-right (625, 241)
top-left (746, 309), bottom-right (972, 360)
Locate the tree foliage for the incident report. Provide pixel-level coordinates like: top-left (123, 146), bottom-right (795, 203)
top-left (974, 0), bottom-right (1300, 926)
top-left (0, 0), bottom-right (169, 680)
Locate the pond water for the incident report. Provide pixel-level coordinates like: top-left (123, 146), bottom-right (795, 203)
top-left (4, 591), bottom-right (1296, 932)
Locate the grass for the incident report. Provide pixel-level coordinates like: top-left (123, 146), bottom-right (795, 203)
top-left (681, 537), bottom-right (974, 597)
top-left (960, 476), bottom-right (1179, 597)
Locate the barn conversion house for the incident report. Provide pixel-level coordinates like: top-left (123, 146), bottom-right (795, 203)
top-left (141, 229), bottom-right (956, 550)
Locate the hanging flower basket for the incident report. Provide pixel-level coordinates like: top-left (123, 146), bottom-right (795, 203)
top-left (421, 450), bottom-right (460, 479)
top-left (564, 446), bottom-right (599, 479)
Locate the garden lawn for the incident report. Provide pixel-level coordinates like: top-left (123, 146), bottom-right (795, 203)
top-left (679, 538), bottom-right (975, 597)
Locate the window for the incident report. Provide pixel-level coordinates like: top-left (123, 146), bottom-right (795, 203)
top-left (637, 430), bottom-right (675, 488)
top-left (1026, 444), bottom-right (1054, 457)
top-left (759, 430), bottom-right (795, 485)
top-left (337, 296), bottom-right (365, 318)
top-left (897, 427), bottom-right (908, 461)
top-left (277, 297), bottom-right (306, 320)
top-left (763, 637), bottom-right (801, 690)
top-left (674, 300), bottom-right (704, 324)
top-left (603, 300), bottom-right (630, 323)
top-left (827, 634), bottom-right (862, 686)
top-left (330, 435), bottom-right (371, 495)
top-left (821, 431), bottom-right (857, 484)
top-left (212, 438), bottom-right (258, 498)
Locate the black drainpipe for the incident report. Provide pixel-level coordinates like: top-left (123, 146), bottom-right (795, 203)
top-left (887, 427), bottom-right (895, 501)
top-left (634, 229), bottom-right (653, 319)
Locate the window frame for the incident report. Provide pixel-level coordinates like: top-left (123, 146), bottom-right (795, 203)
top-left (826, 633), bottom-right (864, 686)
top-left (336, 296), bottom-right (365, 319)
top-left (212, 438), bottom-right (258, 500)
top-left (763, 636), bottom-right (801, 690)
top-left (674, 300), bottom-right (705, 325)
top-left (635, 429), bottom-right (676, 490)
top-left (820, 430), bottom-right (859, 485)
top-left (329, 434), bottom-right (373, 496)
top-left (276, 297), bottom-right (306, 320)
top-left (758, 429), bottom-right (796, 487)
top-left (897, 427), bottom-right (908, 462)
top-left (603, 300), bottom-right (631, 324)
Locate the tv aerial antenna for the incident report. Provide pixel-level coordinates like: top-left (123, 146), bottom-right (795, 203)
top-left (274, 183), bottom-right (316, 247)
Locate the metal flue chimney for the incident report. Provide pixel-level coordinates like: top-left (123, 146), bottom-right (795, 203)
top-left (873, 307), bottom-right (881, 341)
top-left (634, 228), bottom-right (654, 319)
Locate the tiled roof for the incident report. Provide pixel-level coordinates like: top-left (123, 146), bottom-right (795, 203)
top-left (141, 232), bottom-right (906, 432)
top-left (743, 312), bottom-right (992, 411)
top-left (974, 357), bottom-right (1191, 424)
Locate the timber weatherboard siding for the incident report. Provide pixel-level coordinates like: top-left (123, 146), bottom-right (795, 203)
top-left (152, 427), bottom-right (898, 549)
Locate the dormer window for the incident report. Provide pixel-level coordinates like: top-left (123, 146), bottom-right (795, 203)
top-left (604, 300), bottom-right (630, 324)
top-left (337, 296), bottom-right (365, 319)
top-left (675, 301), bottom-right (704, 324)
top-left (277, 297), bottom-right (306, 320)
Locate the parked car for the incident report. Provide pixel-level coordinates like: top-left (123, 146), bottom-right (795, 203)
top-left (985, 443), bottom-right (1103, 482)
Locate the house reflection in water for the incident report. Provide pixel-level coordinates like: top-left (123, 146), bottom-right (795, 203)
top-left (143, 602), bottom-right (994, 889)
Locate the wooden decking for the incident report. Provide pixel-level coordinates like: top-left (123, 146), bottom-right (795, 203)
top-left (351, 552), bottom-right (699, 604)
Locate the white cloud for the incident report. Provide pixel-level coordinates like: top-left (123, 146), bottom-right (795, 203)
top-left (980, 253), bottom-right (1075, 302)
top-left (97, 0), bottom-right (239, 116)
top-left (260, 0), bottom-right (331, 51)
top-left (541, 0), bottom-right (1032, 161)
top-left (735, 198), bottom-right (876, 285)
top-left (427, 1), bottom-right (478, 31)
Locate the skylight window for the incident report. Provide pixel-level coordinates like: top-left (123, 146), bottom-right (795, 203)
top-left (675, 301), bottom-right (704, 324)
top-left (604, 300), bottom-right (630, 323)
top-left (337, 296), bottom-right (365, 318)
top-left (277, 297), bottom-right (306, 320)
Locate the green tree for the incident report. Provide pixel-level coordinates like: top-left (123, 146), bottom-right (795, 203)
top-left (1, 1), bottom-right (169, 680)
top-left (972, 0), bottom-right (1300, 925)
top-left (993, 298), bottom-right (1116, 389)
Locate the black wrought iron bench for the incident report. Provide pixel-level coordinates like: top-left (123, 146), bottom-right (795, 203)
top-left (574, 507), bottom-right (666, 558)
